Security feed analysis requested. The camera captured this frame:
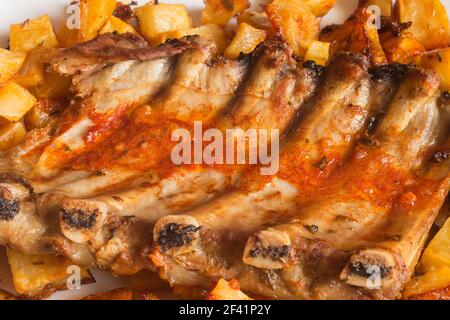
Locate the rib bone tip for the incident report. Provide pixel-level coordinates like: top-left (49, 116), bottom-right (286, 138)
top-left (340, 248), bottom-right (399, 290)
top-left (243, 229), bottom-right (292, 270)
top-left (154, 215), bottom-right (201, 255)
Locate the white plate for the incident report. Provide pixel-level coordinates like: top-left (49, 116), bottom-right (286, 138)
top-left (0, 0), bottom-right (449, 300)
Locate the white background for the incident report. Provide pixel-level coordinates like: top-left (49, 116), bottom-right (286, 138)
top-left (0, 0), bottom-right (449, 299)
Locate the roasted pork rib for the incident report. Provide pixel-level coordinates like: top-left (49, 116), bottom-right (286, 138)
top-left (152, 64), bottom-right (450, 299)
top-left (0, 33), bottom-right (448, 299)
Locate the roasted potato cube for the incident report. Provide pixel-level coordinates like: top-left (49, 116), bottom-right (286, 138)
top-left (0, 121), bottom-right (27, 151)
top-left (321, 7), bottom-right (387, 65)
top-left (421, 217), bottom-right (450, 273)
top-left (403, 267), bottom-right (450, 299)
top-left (57, 24), bottom-right (80, 49)
top-left (79, 0), bottom-right (117, 41)
top-left (237, 11), bottom-right (273, 31)
top-left (266, 0), bottom-right (320, 57)
top-left (201, 0), bottom-right (250, 27)
top-left (365, 19), bottom-right (388, 66)
top-left (207, 279), bottom-right (253, 300)
top-left (303, 0), bottom-right (336, 16)
top-left (0, 49), bottom-right (26, 85)
top-left (35, 72), bottom-right (72, 99)
top-left (7, 249), bottom-right (94, 298)
top-left (398, 0), bottom-right (450, 50)
top-left (175, 24), bottom-right (228, 54)
top-left (0, 82), bottom-right (36, 122)
top-left (367, 0), bottom-right (392, 16)
top-left (225, 23), bottom-right (266, 59)
top-left (10, 15), bottom-right (59, 53)
top-left (136, 3), bottom-right (193, 45)
top-left (100, 15), bottom-right (137, 35)
top-left (381, 32), bottom-right (426, 64)
top-left (419, 49), bottom-right (450, 92)
top-left (304, 40), bottom-right (330, 66)
top-left (0, 289), bottom-right (18, 300)
top-left (14, 46), bottom-right (52, 88)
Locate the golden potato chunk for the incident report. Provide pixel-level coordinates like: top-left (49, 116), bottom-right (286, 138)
top-left (10, 15), bottom-right (59, 53)
top-left (421, 217), bottom-right (450, 273)
top-left (237, 11), bottom-right (273, 31)
top-left (303, 0), bottom-right (336, 16)
top-left (225, 23), bottom-right (266, 59)
top-left (0, 49), bottom-right (25, 85)
top-left (419, 48), bottom-right (450, 92)
top-left (321, 7), bottom-right (387, 65)
top-left (304, 40), bottom-right (330, 66)
top-left (79, 0), bottom-right (117, 41)
top-left (136, 3), bottom-right (193, 46)
top-left (207, 279), bottom-right (253, 300)
top-left (403, 267), bottom-right (450, 299)
top-left (100, 15), bottom-right (137, 35)
top-left (0, 289), bottom-right (18, 300)
top-left (14, 46), bottom-right (52, 88)
top-left (381, 32), bottom-right (425, 64)
top-left (0, 82), bottom-right (36, 122)
top-left (57, 24), bottom-right (80, 49)
top-left (0, 121), bottom-right (27, 151)
top-left (201, 0), bottom-right (250, 27)
top-left (176, 24), bottom-right (228, 54)
top-left (398, 0), bottom-right (450, 50)
top-left (7, 249), bottom-right (94, 298)
top-left (266, 0), bottom-right (320, 57)
top-left (367, 0), bottom-right (392, 16)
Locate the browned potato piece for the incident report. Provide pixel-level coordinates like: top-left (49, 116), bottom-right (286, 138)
top-left (266, 0), bottom-right (320, 57)
top-left (403, 267), bottom-right (450, 299)
top-left (367, 0), bottom-right (392, 16)
top-left (136, 3), bottom-right (193, 45)
top-left (100, 15), bottom-right (138, 35)
top-left (381, 32), bottom-right (425, 64)
top-left (237, 11), bottom-right (273, 31)
top-left (0, 82), bottom-right (36, 122)
top-left (398, 0), bottom-right (450, 50)
top-left (0, 121), bottom-right (27, 151)
top-left (79, 0), bottom-right (117, 41)
top-left (304, 40), bottom-right (330, 66)
top-left (10, 15), bottom-right (59, 53)
top-left (201, 0), bottom-right (250, 27)
top-left (175, 24), bottom-right (229, 54)
top-left (0, 49), bottom-right (26, 85)
top-left (7, 249), bottom-right (94, 299)
top-left (320, 7), bottom-right (387, 65)
top-left (14, 46), bottom-right (52, 88)
top-left (207, 279), bottom-right (253, 300)
top-left (57, 24), bottom-right (80, 49)
top-left (0, 289), bottom-right (19, 300)
top-left (225, 23), bottom-right (266, 59)
top-left (303, 0), bottom-right (336, 16)
top-left (419, 48), bottom-right (450, 91)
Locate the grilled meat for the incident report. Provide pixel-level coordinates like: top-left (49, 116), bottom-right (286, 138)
top-left (152, 62), bottom-right (450, 299)
top-left (0, 33), bottom-right (448, 299)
